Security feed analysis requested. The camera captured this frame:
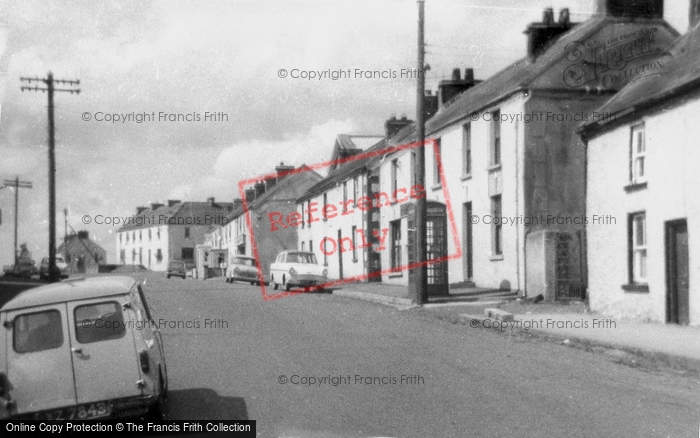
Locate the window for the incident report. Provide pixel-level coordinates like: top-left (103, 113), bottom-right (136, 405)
top-left (14, 310), bottom-right (64, 353)
top-left (148, 229), bottom-right (152, 241)
top-left (343, 181), bottom-right (348, 204)
top-left (351, 225), bottom-right (357, 261)
top-left (463, 122), bottom-right (472, 175)
top-left (322, 193), bottom-right (328, 221)
top-left (629, 212), bottom-right (647, 283)
top-left (119, 234), bottom-right (122, 244)
top-left (139, 248), bottom-right (142, 264)
top-left (157, 228), bottom-right (161, 240)
top-left (185, 227), bottom-right (191, 239)
top-left (120, 249), bottom-right (125, 263)
top-left (307, 201), bottom-right (312, 227)
top-left (75, 302), bottom-right (125, 344)
top-left (491, 109), bottom-right (501, 166)
top-left (630, 124), bottom-right (646, 183)
top-left (391, 159), bottom-right (399, 195)
top-left (391, 220), bottom-right (402, 270)
top-left (132, 249), bottom-right (136, 262)
top-left (139, 230), bottom-right (142, 242)
top-left (433, 138), bottom-right (442, 186)
top-left (309, 240), bottom-right (313, 254)
top-left (491, 195), bottom-right (502, 255)
top-left (155, 249), bottom-right (163, 263)
top-left (411, 152), bottom-right (416, 187)
top-left (126, 233), bottom-right (129, 243)
top-left (301, 241), bottom-right (305, 251)
top-left (353, 176), bottom-right (359, 201)
top-left (181, 247), bottom-right (194, 260)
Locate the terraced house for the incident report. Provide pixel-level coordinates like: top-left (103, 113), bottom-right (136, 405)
top-left (116, 198), bottom-right (233, 271)
top-left (580, 14), bottom-right (700, 325)
top-left (376, 0), bottom-right (678, 299)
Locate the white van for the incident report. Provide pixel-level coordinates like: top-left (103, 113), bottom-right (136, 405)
top-left (0, 276), bottom-right (167, 420)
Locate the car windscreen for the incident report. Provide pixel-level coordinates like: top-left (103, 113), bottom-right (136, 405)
top-left (74, 301), bottom-right (126, 343)
top-left (286, 253), bottom-right (317, 264)
top-left (13, 310), bottom-right (64, 353)
top-left (233, 258), bottom-right (255, 266)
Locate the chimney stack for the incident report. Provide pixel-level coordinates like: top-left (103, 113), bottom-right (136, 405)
top-left (524, 8), bottom-right (576, 61)
top-left (438, 67), bottom-right (480, 108)
top-left (596, 0), bottom-right (663, 19)
top-left (167, 199), bottom-right (181, 207)
top-left (274, 162), bottom-right (295, 183)
top-left (150, 202), bottom-right (164, 210)
top-left (245, 188), bottom-right (256, 203)
top-left (254, 181), bottom-right (266, 198)
top-left (232, 198), bottom-right (243, 211)
top-left (385, 114), bottom-right (414, 139)
top-left (691, 0), bottom-right (700, 29)
top-left (207, 197), bottom-right (215, 205)
top-left (77, 230), bottom-right (89, 239)
top-left (136, 206), bottom-right (148, 215)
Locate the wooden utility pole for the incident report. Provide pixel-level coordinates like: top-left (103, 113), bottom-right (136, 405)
top-left (3, 177), bottom-right (33, 267)
top-left (414, 0), bottom-right (428, 304)
top-left (20, 72), bottom-right (80, 282)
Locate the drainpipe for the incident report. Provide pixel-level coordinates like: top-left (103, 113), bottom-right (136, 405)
top-left (520, 90), bottom-right (532, 298)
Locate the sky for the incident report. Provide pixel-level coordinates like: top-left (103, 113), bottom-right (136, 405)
top-left (0, 0), bottom-right (691, 266)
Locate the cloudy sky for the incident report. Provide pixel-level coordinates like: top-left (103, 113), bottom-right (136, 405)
top-left (0, 0), bottom-right (690, 265)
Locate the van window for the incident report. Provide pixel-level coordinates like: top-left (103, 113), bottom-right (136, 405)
top-left (75, 302), bottom-right (126, 344)
top-left (14, 310), bottom-right (64, 353)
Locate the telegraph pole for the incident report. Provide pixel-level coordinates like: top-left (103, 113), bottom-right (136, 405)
top-left (3, 177), bottom-right (33, 268)
top-left (414, 0), bottom-right (428, 304)
top-left (21, 72), bottom-right (80, 282)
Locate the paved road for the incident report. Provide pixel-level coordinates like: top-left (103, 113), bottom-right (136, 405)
top-left (135, 273), bottom-right (698, 437)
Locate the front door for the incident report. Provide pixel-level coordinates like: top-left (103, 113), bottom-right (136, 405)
top-left (666, 220), bottom-right (690, 325)
top-left (5, 305), bottom-right (77, 414)
top-left (67, 296), bottom-right (142, 404)
top-left (426, 211), bottom-right (448, 296)
top-left (463, 202), bottom-right (473, 281)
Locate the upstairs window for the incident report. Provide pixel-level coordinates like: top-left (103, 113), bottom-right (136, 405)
top-left (491, 109), bottom-right (501, 166)
top-left (630, 124), bottom-right (646, 184)
top-left (433, 138), bottom-right (442, 186)
top-left (463, 122), bottom-right (472, 175)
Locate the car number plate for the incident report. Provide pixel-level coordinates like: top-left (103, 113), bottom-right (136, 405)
top-left (35, 401), bottom-right (111, 420)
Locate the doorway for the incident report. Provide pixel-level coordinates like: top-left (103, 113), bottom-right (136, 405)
top-left (666, 219), bottom-right (689, 325)
top-left (463, 202), bottom-right (473, 281)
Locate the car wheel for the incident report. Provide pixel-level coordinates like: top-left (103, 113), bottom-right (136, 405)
top-left (283, 275), bottom-right (292, 292)
top-left (271, 275), bottom-right (279, 290)
top-left (166, 274), bottom-right (170, 279)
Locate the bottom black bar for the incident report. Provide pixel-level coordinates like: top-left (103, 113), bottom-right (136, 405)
top-left (2, 420), bottom-right (256, 437)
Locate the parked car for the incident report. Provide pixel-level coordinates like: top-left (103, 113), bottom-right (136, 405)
top-left (226, 255), bottom-right (266, 285)
top-left (269, 250), bottom-right (328, 291)
top-left (0, 276), bottom-right (167, 420)
top-left (2, 260), bottom-right (37, 279)
top-left (39, 256), bottom-right (69, 280)
top-left (166, 260), bottom-right (193, 279)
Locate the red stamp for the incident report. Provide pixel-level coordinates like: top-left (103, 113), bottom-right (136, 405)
top-left (239, 139), bottom-right (461, 301)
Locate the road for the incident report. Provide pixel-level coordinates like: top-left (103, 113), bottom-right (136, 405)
top-left (116, 274), bottom-right (700, 436)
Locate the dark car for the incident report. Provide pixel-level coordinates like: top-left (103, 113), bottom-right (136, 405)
top-left (166, 260), bottom-right (189, 279)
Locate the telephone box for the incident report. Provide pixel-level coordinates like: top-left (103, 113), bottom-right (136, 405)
top-left (404, 200), bottom-right (449, 297)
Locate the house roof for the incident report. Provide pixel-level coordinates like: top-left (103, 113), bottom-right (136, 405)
top-left (580, 23), bottom-right (700, 135)
top-left (1, 276), bottom-right (137, 311)
top-left (328, 134), bottom-right (384, 172)
top-left (211, 165), bottom-right (323, 227)
top-left (298, 138), bottom-right (388, 202)
top-left (391, 16), bottom-right (677, 144)
top-left (117, 201), bottom-right (233, 232)
top-left (57, 234), bottom-right (107, 257)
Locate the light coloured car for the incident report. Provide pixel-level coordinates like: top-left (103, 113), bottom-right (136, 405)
top-left (0, 276), bottom-right (167, 420)
top-left (269, 250), bottom-right (327, 291)
top-left (227, 255), bottom-right (266, 285)
top-left (39, 256), bottom-right (69, 280)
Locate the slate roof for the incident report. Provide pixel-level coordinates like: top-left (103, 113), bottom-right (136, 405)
top-left (57, 234), bottom-right (107, 258)
top-left (390, 16), bottom-right (676, 144)
top-left (117, 200), bottom-right (233, 232)
top-left (580, 23), bottom-right (700, 135)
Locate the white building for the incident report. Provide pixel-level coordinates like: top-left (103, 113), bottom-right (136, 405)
top-left (580, 20), bottom-right (700, 325)
top-left (378, 2), bottom-right (678, 299)
top-left (115, 198), bottom-right (233, 271)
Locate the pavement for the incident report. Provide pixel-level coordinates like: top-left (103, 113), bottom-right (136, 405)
top-left (332, 282), bottom-right (700, 374)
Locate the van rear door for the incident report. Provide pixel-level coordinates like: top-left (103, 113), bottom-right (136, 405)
top-left (67, 296), bottom-right (142, 405)
top-left (4, 304), bottom-right (77, 414)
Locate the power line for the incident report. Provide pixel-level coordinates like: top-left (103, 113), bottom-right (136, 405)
top-left (3, 177), bottom-right (33, 268)
top-left (20, 72), bottom-right (80, 282)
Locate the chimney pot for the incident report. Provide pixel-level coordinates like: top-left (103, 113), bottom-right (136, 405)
top-left (464, 68), bottom-right (474, 83)
top-left (559, 8), bottom-right (570, 24)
